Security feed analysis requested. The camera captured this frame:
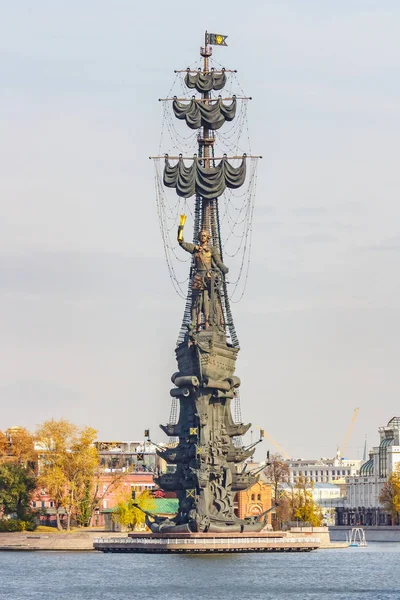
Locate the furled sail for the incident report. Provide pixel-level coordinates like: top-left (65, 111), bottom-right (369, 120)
top-left (163, 156), bottom-right (246, 199)
top-left (173, 97), bottom-right (236, 131)
top-left (185, 70), bottom-right (226, 93)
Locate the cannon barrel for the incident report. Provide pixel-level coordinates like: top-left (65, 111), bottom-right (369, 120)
top-left (203, 377), bottom-right (231, 391)
top-left (174, 375), bottom-right (200, 388)
top-left (170, 387), bottom-right (190, 397)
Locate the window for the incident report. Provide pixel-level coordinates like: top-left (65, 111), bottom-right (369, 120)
top-left (257, 494), bottom-right (261, 501)
top-left (50, 501), bottom-right (54, 508)
top-left (251, 494), bottom-right (255, 501)
top-left (379, 438), bottom-right (394, 478)
top-left (32, 501), bottom-right (36, 508)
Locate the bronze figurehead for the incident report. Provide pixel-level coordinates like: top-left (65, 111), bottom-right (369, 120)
top-left (178, 219), bottom-right (228, 331)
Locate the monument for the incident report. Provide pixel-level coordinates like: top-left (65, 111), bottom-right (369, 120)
top-left (146, 32), bottom-right (266, 534)
top-left (94, 32), bottom-right (321, 552)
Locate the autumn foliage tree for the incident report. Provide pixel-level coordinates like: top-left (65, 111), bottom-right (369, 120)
top-left (292, 476), bottom-right (323, 526)
top-left (112, 490), bottom-right (156, 531)
top-left (263, 466), bottom-right (323, 529)
top-left (263, 453), bottom-right (290, 501)
top-left (379, 464), bottom-right (400, 525)
top-left (263, 453), bottom-right (290, 530)
top-left (36, 419), bottom-right (99, 530)
top-left (0, 427), bottom-right (37, 466)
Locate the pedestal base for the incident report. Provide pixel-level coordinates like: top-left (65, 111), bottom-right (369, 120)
top-left (93, 532), bottom-right (321, 553)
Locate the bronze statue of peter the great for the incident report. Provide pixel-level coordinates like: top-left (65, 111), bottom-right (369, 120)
top-left (178, 225), bottom-right (228, 331)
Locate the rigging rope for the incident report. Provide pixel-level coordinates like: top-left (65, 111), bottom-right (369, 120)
top-left (155, 67), bottom-right (259, 307)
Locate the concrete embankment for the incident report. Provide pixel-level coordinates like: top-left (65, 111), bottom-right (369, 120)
top-left (330, 526), bottom-right (400, 543)
top-left (287, 526), bottom-right (347, 548)
top-left (0, 527), bottom-right (347, 551)
top-left (0, 531), bottom-right (126, 551)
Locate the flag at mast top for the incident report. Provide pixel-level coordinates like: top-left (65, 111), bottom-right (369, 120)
top-left (202, 31), bottom-right (228, 71)
top-left (206, 31), bottom-right (228, 46)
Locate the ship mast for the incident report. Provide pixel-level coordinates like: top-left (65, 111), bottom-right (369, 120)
top-left (200, 31), bottom-right (213, 232)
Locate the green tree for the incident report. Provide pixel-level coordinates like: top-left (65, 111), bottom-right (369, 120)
top-left (76, 468), bottom-right (126, 528)
top-left (0, 462), bottom-right (36, 521)
top-left (112, 490), bottom-right (156, 531)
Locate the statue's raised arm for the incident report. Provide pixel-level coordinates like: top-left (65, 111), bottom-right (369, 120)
top-left (177, 216), bottom-right (228, 274)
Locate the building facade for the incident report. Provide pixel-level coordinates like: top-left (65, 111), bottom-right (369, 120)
top-left (337, 417), bottom-right (400, 526)
top-left (235, 481), bottom-right (272, 524)
top-left (96, 440), bottom-right (165, 473)
top-left (287, 451), bottom-right (362, 485)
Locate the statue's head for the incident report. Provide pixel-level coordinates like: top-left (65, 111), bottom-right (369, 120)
top-left (199, 230), bottom-right (211, 243)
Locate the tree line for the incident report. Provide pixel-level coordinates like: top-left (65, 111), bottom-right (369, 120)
top-left (0, 419), bottom-right (122, 531)
top-left (264, 453), bottom-right (400, 528)
top-left (263, 454), bottom-right (324, 528)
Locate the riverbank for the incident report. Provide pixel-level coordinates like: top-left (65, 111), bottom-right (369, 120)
top-left (0, 529), bottom-right (347, 551)
top-left (0, 530), bottom-right (127, 551)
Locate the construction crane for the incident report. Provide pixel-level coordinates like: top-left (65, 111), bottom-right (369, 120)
top-left (341, 407), bottom-right (359, 458)
top-left (258, 428), bottom-right (290, 460)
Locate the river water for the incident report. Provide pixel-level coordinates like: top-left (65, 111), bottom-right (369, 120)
top-left (0, 544), bottom-right (399, 600)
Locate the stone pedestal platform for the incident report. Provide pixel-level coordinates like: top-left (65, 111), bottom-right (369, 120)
top-left (93, 531), bottom-right (321, 553)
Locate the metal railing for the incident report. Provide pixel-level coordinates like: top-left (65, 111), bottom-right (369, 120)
top-left (94, 537), bottom-right (320, 546)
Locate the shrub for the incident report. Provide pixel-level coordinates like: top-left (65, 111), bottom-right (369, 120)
top-left (0, 519), bottom-right (31, 532)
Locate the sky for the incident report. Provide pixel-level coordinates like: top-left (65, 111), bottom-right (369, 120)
top-left (1, 1), bottom-right (400, 460)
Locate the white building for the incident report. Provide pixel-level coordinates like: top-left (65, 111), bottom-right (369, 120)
top-left (280, 482), bottom-right (341, 503)
top-left (337, 417), bottom-right (400, 526)
top-left (95, 440), bottom-right (162, 472)
top-left (287, 451), bottom-right (362, 486)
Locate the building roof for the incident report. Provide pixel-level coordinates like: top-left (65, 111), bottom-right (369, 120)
top-left (380, 437), bottom-right (394, 448)
top-left (387, 417), bottom-right (400, 428)
top-left (150, 498), bottom-right (179, 514)
top-left (360, 458), bottom-right (374, 476)
top-left (102, 498), bottom-right (179, 515)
